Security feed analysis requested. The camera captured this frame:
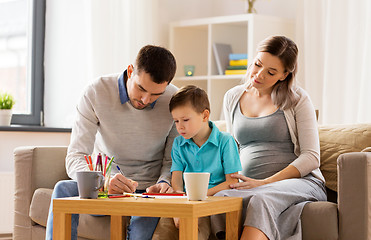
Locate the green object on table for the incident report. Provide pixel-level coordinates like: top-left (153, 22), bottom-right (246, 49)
top-left (98, 165), bottom-right (112, 198)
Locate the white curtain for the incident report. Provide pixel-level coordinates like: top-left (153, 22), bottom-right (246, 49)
top-left (44, 0), bottom-right (160, 127)
top-left (88, 0), bottom-right (161, 78)
top-left (298, 0), bottom-right (371, 124)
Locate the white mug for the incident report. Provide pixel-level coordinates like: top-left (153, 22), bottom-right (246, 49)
top-left (183, 172), bottom-right (210, 201)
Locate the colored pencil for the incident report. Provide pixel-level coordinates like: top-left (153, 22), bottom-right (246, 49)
top-left (106, 156), bottom-right (114, 172)
top-left (108, 194), bottom-right (130, 198)
top-left (103, 156), bottom-right (108, 176)
top-left (88, 155), bottom-right (93, 168)
top-left (84, 155), bottom-right (93, 171)
top-left (142, 193), bottom-right (185, 196)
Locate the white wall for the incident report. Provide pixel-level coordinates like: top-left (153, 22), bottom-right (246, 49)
top-left (43, 0), bottom-right (297, 128)
top-left (43, 0), bottom-right (92, 128)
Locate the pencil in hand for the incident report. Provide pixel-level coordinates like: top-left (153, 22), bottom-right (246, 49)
top-left (116, 165), bottom-right (138, 188)
top-left (116, 165), bottom-right (125, 176)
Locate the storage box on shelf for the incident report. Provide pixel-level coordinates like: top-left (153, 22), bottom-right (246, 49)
top-left (169, 14), bottom-right (294, 120)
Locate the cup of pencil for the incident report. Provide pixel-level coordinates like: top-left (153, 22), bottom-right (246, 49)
top-left (84, 153), bottom-right (115, 199)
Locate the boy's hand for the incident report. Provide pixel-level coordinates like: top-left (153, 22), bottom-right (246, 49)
top-left (146, 182), bottom-right (172, 193)
top-left (108, 173), bottom-right (138, 194)
top-left (173, 217), bottom-right (180, 229)
top-left (173, 189), bottom-right (185, 194)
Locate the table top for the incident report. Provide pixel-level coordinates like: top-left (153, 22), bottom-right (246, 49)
top-left (53, 196), bottom-right (242, 218)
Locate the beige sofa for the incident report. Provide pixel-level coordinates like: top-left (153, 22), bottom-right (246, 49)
top-left (13, 122), bottom-right (371, 240)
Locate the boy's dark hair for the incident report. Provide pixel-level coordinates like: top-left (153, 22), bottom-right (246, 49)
top-left (135, 45), bottom-right (177, 84)
top-left (169, 85), bottom-right (210, 114)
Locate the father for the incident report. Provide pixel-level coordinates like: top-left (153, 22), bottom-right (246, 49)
top-left (45, 45), bottom-right (178, 240)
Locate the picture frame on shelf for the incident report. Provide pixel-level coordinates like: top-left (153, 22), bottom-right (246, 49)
top-left (212, 43), bottom-right (232, 75)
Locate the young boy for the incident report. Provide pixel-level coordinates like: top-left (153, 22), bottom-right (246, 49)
top-left (152, 85), bottom-right (242, 240)
top-left (170, 85), bottom-right (242, 196)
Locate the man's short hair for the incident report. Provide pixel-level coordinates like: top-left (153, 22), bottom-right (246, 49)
top-left (135, 45), bottom-right (177, 84)
top-left (169, 85), bottom-right (210, 114)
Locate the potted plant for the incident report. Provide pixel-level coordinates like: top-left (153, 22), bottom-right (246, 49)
top-left (0, 92), bottom-right (15, 126)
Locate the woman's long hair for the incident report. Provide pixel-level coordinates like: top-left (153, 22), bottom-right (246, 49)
top-left (245, 36), bottom-right (299, 110)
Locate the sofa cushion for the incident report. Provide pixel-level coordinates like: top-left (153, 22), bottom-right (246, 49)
top-left (319, 124), bottom-right (371, 192)
top-left (29, 187), bottom-right (121, 240)
top-left (301, 201), bottom-right (338, 240)
top-left (30, 188), bottom-right (53, 226)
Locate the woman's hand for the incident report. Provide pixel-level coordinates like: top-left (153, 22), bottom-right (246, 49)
top-left (229, 173), bottom-right (268, 190)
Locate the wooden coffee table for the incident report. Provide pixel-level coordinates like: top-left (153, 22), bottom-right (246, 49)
top-left (53, 196), bottom-right (242, 240)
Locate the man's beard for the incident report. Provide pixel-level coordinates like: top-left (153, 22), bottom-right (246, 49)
top-left (130, 99), bottom-right (150, 110)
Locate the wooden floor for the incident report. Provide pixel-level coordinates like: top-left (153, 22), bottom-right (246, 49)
top-left (0, 233), bottom-right (12, 240)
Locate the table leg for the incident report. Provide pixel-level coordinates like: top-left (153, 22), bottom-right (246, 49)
top-left (53, 212), bottom-right (71, 240)
top-left (111, 215), bottom-right (125, 240)
top-left (179, 217), bottom-right (198, 240)
top-left (226, 209), bottom-right (241, 240)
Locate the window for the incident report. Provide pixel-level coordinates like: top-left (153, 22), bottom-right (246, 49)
top-left (0, 0), bottom-right (45, 125)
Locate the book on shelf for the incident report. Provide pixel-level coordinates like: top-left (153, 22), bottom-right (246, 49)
top-left (225, 52), bottom-right (247, 75)
top-left (226, 65), bottom-right (247, 70)
top-left (212, 43), bottom-right (232, 75)
top-left (229, 59), bottom-right (248, 66)
top-left (225, 69), bottom-right (247, 75)
top-left (229, 53), bottom-right (248, 60)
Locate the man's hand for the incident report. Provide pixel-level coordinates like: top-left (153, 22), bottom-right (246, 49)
top-left (146, 182), bottom-right (172, 193)
top-left (108, 173), bottom-right (138, 194)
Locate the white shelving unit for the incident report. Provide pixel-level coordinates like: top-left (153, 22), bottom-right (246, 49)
top-left (169, 14), bottom-right (294, 120)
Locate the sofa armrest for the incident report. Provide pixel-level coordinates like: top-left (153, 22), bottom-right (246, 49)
top-left (13, 146), bottom-right (69, 240)
top-left (337, 152), bottom-right (371, 240)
